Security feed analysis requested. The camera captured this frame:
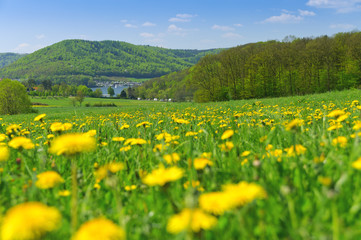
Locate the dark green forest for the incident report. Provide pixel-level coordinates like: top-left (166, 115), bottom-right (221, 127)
top-left (135, 32), bottom-right (361, 102)
top-left (0, 40), bottom-right (222, 84)
top-left (0, 53), bottom-right (26, 68)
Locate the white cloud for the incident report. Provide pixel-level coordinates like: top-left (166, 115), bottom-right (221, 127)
top-left (330, 23), bottom-right (357, 29)
top-left (176, 13), bottom-right (194, 18)
top-left (124, 23), bottom-right (137, 28)
top-left (168, 24), bottom-right (183, 32)
top-left (299, 9), bottom-right (316, 16)
top-left (168, 13), bottom-right (196, 22)
top-left (307, 0), bottom-right (361, 13)
top-left (142, 21), bottom-right (156, 27)
top-left (120, 19), bottom-right (128, 23)
top-left (222, 32), bottom-right (243, 39)
top-left (14, 43), bottom-right (30, 52)
top-left (234, 23), bottom-right (243, 27)
top-left (169, 17), bottom-right (191, 23)
top-left (212, 24), bottom-right (235, 31)
top-left (140, 32), bottom-right (155, 38)
top-left (167, 24), bottom-right (187, 36)
top-left (36, 34), bottom-right (45, 39)
top-left (263, 13), bottom-right (303, 23)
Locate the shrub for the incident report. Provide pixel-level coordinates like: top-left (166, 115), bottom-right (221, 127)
top-left (0, 78), bottom-right (33, 115)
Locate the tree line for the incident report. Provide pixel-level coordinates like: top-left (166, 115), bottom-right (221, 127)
top-left (134, 31), bottom-right (361, 102)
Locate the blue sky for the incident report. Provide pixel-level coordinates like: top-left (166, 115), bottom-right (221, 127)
top-left (0, 0), bottom-right (360, 53)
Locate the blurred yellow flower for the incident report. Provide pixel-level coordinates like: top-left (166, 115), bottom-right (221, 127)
top-left (83, 130), bottom-right (97, 137)
top-left (36, 171), bottom-right (64, 189)
top-left (119, 146), bottom-right (131, 152)
top-left (58, 190), bottom-right (71, 197)
top-left (124, 138), bottom-right (147, 146)
top-left (72, 218), bottom-right (125, 240)
top-left (285, 144), bottom-right (307, 157)
top-left (50, 122), bottom-right (72, 132)
top-left (136, 121), bottom-right (152, 127)
top-left (352, 157), bottom-right (361, 170)
top-left (49, 133), bottom-right (96, 156)
top-left (112, 137), bottom-right (125, 142)
top-left (167, 208), bottom-right (217, 234)
top-left (0, 146), bottom-right (10, 162)
top-left (219, 141), bottom-right (234, 151)
top-left (34, 113), bottom-right (46, 122)
top-left (199, 181), bottom-right (266, 215)
top-left (193, 158), bottom-right (213, 170)
top-left (1, 202), bottom-right (61, 240)
top-left (94, 162), bottom-right (124, 181)
top-left (221, 129), bottom-right (234, 140)
top-left (0, 133), bottom-right (7, 142)
top-left (142, 165), bottom-right (184, 186)
top-left (286, 118), bottom-right (304, 131)
top-left (125, 185), bottom-right (137, 191)
top-left (332, 136), bottom-right (347, 148)
top-left (8, 137), bottom-right (35, 150)
top-left (163, 153), bottom-right (180, 164)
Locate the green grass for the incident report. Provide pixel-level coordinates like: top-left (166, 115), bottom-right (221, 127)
top-left (2, 89), bottom-right (361, 239)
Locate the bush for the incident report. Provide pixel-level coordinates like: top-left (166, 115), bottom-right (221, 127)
top-left (0, 78), bottom-right (33, 115)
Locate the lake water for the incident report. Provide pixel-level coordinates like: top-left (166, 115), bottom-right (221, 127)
top-left (91, 86), bottom-right (128, 95)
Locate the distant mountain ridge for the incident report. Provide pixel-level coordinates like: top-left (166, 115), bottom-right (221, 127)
top-left (0, 53), bottom-right (26, 68)
top-left (0, 39), bottom-right (223, 81)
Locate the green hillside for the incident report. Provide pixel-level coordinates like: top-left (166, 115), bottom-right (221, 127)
top-left (0, 53), bottom-right (26, 68)
top-left (0, 40), bottom-right (222, 82)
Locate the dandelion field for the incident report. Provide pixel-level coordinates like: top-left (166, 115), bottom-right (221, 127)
top-left (2, 90), bottom-right (361, 239)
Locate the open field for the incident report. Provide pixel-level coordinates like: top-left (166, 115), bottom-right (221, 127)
top-left (2, 89), bottom-right (361, 239)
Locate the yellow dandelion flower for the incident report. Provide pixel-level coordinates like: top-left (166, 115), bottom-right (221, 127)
top-left (48, 133), bottom-right (96, 156)
top-left (163, 153), bottom-right (180, 164)
top-left (0, 146), bottom-right (10, 162)
top-left (183, 180), bottom-right (204, 192)
top-left (119, 146), bottom-right (131, 152)
top-left (124, 138), bottom-right (147, 146)
top-left (6, 124), bottom-right (21, 135)
top-left (136, 121), bottom-right (152, 128)
top-left (167, 208), bottom-right (217, 234)
top-left (219, 141), bottom-right (234, 151)
top-left (241, 151), bottom-right (251, 157)
top-left (318, 176), bottom-right (332, 186)
top-left (83, 130), bottom-right (97, 137)
top-left (332, 136), bottom-right (347, 148)
top-left (199, 181), bottom-right (266, 215)
top-left (72, 218), bottom-right (125, 240)
top-left (193, 158), bottom-right (213, 170)
top-left (8, 137), bottom-right (35, 150)
top-left (58, 190), bottom-right (71, 197)
top-left (221, 129), bottom-right (234, 140)
top-left (112, 137), bottom-right (125, 142)
top-left (125, 185), bottom-right (137, 191)
top-left (142, 165), bottom-right (184, 186)
top-left (94, 162), bottom-right (124, 181)
top-left (352, 157), bottom-right (361, 170)
top-left (173, 118), bottom-right (190, 124)
top-left (0, 133), bottom-right (7, 142)
top-left (119, 124), bottom-right (129, 130)
top-left (36, 171), bottom-right (64, 189)
top-left (34, 113), bottom-right (46, 122)
top-left (1, 202), bottom-right (61, 240)
top-left (286, 118), bottom-right (304, 131)
top-left (286, 144), bottom-right (307, 157)
top-left (327, 110), bottom-right (345, 119)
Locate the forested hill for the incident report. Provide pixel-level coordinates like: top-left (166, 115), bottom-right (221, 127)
top-left (0, 39), bottom-right (222, 81)
top-left (134, 31), bottom-right (361, 102)
top-left (0, 53), bottom-right (26, 68)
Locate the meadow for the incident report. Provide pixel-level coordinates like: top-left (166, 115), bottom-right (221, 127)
top-left (2, 89), bottom-right (361, 239)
